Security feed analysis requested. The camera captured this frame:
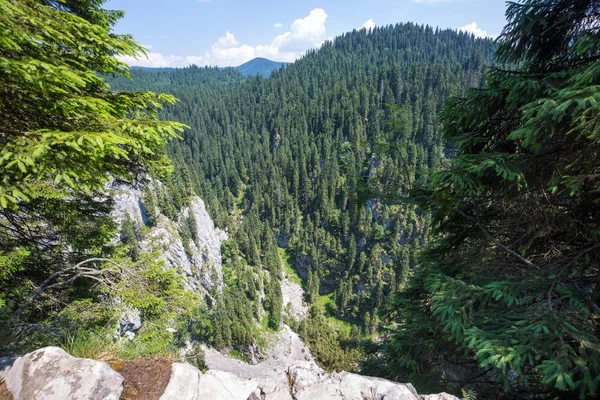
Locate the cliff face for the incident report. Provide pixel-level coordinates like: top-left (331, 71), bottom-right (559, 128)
top-left (111, 183), bottom-right (227, 296)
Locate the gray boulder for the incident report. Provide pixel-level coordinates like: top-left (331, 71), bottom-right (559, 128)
top-left (0, 347), bottom-right (123, 400)
top-left (160, 363), bottom-right (261, 400)
top-left (160, 363), bottom-right (203, 400)
top-left (252, 374), bottom-right (293, 400)
top-left (288, 361), bottom-right (421, 400)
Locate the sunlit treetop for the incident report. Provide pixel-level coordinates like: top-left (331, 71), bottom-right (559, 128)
top-left (0, 0), bottom-right (186, 208)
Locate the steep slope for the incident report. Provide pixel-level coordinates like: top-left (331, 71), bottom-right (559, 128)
top-left (111, 182), bottom-right (227, 296)
top-left (235, 57), bottom-right (288, 77)
top-left (106, 23), bottom-right (496, 370)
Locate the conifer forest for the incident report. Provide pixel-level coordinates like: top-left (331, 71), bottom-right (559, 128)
top-left (1, 0), bottom-right (599, 398)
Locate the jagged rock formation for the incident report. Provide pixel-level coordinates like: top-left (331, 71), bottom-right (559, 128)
top-left (111, 183), bottom-right (227, 296)
top-left (0, 347), bottom-right (123, 400)
top-left (0, 347), bottom-right (460, 400)
top-left (288, 361), bottom-right (420, 400)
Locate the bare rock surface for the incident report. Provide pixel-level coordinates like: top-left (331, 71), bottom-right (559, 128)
top-left (203, 324), bottom-right (309, 399)
top-left (111, 184), bottom-right (227, 296)
top-left (281, 276), bottom-right (308, 320)
top-left (0, 347), bottom-right (123, 400)
top-left (159, 363), bottom-right (203, 400)
top-left (161, 362), bottom-right (294, 400)
top-left (196, 370), bottom-right (260, 400)
top-left (419, 394), bottom-right (461, 400)
top-left (288, 360), bottom-right (421, 400)
top-left (0, 346), bottom-right (461, 400)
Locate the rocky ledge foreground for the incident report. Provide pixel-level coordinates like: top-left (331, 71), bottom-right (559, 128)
top-left (0, 347), bottom-right (458, 400)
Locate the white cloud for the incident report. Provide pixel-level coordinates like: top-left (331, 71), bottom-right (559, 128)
top-left (458, 22), bottom-right (488, 38)
top-left (274, 22), bottom-right (283, 28)
top-left (361, 19), bottom-right (376, 31)
top-left (217, 31), bottom-right (239, 47)
top-left (271, 8), bottom-right (328, 52)
top-left (118, 52), bottom-right (185, 68)
top-left (119, 8), bottom-right (329, 68)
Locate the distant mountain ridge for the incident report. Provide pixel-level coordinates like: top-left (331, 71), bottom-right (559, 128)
top-left (130, 57), bottom-right (288, 78)
top-left (234, 57), bottom-right (289, 77)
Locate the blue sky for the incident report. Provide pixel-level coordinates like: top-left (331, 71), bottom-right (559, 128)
top-left (107, 0), bottom-right (508, 68)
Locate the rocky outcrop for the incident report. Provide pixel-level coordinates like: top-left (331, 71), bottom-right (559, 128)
top-left (204, 325), bottom-right (313, 381)
top-left (419, 395), bottom-right (462, 400)
top-left (160, 363), bottom-right (261, 400)
top-left (281, 277), bottom-right (308, 321)
top-left (159, 363), bottom-right (202, 400)
top-left (111, 184), bottom-right (227, 296)
top-left (0, 347), bottom-right (123, 400)
top-left (0, 347), bottom-right (460, 400)
top-left (288, 361), bottom-right (421, 400)
top-left (160, 359), bottom-right (460, 400)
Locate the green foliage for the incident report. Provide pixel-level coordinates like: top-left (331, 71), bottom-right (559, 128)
top-left (182, 341), bottom-right (207, 371)
top-left (368, 1), bottom-right (600, 398)
top-left (116, 253), bottom-right (198, 321)
top-left (0, 0), bottom-right (185, 207)
top-left (62, 328), bottom-right (118, 361)
top-left (121, 214), bottom-right (139, 261)
top-left (228, 349), bottom-right (247, 362)
top-left (141, 186), bottom-right (159, 227)
top-left (0, 0), bottom-right (187, 359)
top-left (107, 21), bottom-right (495, 369)
top-left (297, 304), bottom-right (363, 372)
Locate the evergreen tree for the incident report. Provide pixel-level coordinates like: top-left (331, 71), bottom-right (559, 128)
top-left (0, 0), bottom-right (182, 345)
top-left (121, 214), bottom-right (139, 261)
top-left (367, 1), bottom-right (600, 398)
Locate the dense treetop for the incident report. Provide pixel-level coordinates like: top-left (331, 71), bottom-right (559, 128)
top-left (0, 0), bottom-right (185, 352)
top-left (365, 1), bottom-right (600, 398)
top-left (107, 22), bottom-right (495, 371)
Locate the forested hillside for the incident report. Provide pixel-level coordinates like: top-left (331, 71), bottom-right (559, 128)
top-left (3, 0), bottom-right (599, 399)
top-left (107, 23), bottom-right (495, 370)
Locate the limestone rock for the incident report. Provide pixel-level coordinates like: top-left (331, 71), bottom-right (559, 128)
top-left (0, 347), bottom-right (123, 400)
top-left (281, 276), bottom-right (308, 320)
top-left (288, 361), bottom-right (420, 400)
top-left (160, 363), bottom-right (262, 400)
top-left (419, 394), bottom-right (460, 400)
top-left (160, 363), bottom-right (202, 400)
top-left (253, 374), bottom-right (293, 400)
top-left (111, 183), bottom-right (227, 297)
top-left (197, 370), bottom-right (260, 400)
top-left (119, 308), bottom-right (142, 334)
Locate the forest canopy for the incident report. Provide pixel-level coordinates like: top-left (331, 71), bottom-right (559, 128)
top-left (365, 1), bottom-right (600, 398)
top-left (0, 0), bottom-right (184, 348)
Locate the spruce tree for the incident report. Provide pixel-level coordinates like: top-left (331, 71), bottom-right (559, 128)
top-left (369, 1), bottom-right (600, 398)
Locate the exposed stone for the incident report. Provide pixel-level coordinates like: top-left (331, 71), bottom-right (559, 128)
top-left (419, 394), bottom-right (460, 400)
top-left (0, 347), bottom-right (123, 400)
top-left (160, 363), bottom-right (202, 400)
top-left (111, 183), bottom-right (227, 297)
top-left (119, 308), bottom-right (142, 334)
top-left (288, 361), bottom-right (421, 400)
top-left (198, 370), bottom-right (260, 400)
top-left (281, 276), bottom-right (308, 321)
top-left (204, 325), bottom-right (314, 381)
top-left (0, 346), bottom-right (461, 400)
top-left (252, 374), bottom-right (293, 400)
